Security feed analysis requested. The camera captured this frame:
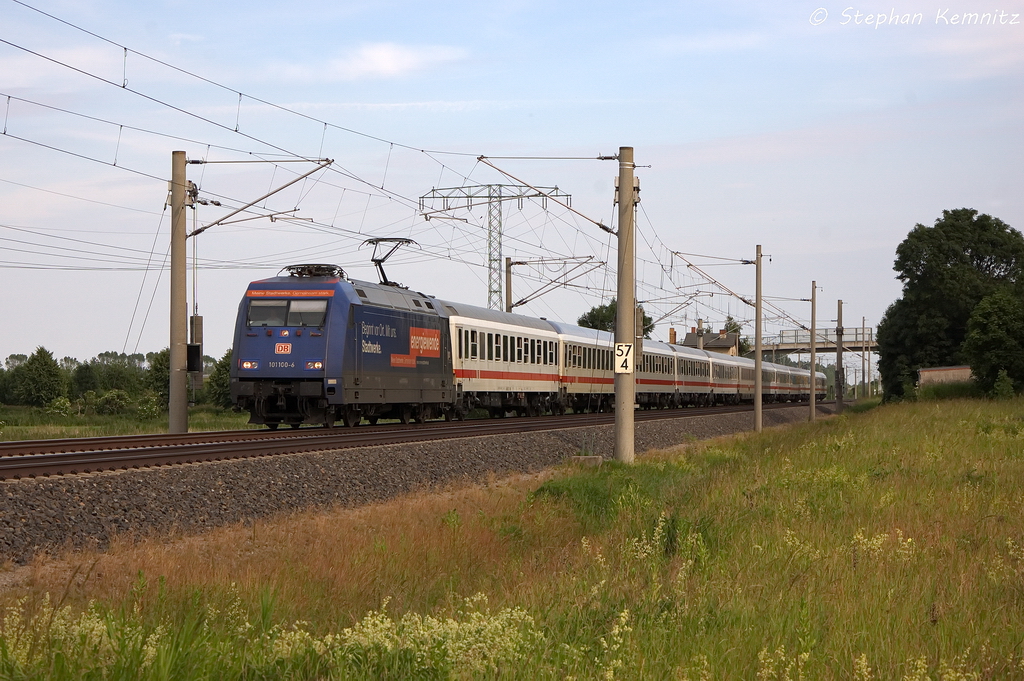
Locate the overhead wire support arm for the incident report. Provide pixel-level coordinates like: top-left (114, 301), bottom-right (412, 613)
top-left (506, 256), bottom-right (605, 311)
top-left (187, 158), bottom-right (332, 238)
top-left (476, 156), bottom-right (616, 235)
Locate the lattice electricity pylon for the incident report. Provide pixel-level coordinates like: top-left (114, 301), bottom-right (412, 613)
top-left (419, 184), bottom-right (571, 310)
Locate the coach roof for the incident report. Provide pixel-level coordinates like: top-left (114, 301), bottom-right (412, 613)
top-left (436, 299), bottom-right (557, 332)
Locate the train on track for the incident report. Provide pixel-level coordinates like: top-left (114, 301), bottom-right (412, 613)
top-left (230, 264), bottom-right (827, 428)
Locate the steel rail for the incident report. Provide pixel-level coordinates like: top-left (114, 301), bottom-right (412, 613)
top-left (1, 402), bottom-right (831, 480)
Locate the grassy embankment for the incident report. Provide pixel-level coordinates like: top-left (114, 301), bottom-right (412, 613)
top-left (2, 397), bottom-right (1023, 679)
top-left (0, 405), bottom-right (258, 441)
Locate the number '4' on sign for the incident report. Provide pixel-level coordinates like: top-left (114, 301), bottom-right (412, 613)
top-left (614, 343), bottom-right (634, 374)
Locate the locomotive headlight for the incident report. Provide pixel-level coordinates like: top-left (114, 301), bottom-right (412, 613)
top-left (241, 360), bottom-right (259, 370)
top-left (305, 360), bottom-right (324, 370)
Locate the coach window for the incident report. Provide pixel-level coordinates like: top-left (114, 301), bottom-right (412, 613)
top-left (487, 333), bottom-right (494, 361)
top-left (541, 341), bottom-right (548, 365)
top-left (516, 337), bottom-right (523, 363)
top-left (457, 328), bottom-right (463, 359)
top-left (502, 335), bottom-right (508, 362)
top-left (470, 330), bottom-right (478, 359)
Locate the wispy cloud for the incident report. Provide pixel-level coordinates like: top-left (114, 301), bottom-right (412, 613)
top-left (653, 31), bottom-right (766, 54)
top-left (270, 43), bottom-right (467, 83)
top-left (915, 28), bottom-right (1024, 77)
top-left (168, 33), bottom-right (205, 46)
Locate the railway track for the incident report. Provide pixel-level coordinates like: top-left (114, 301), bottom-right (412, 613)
top-left (0, 401), bottom-right (829, 481)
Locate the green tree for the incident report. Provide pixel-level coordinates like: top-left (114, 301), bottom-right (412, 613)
top-left (877, 209), bottom-right (1024, 400)
top-left (577, 299), bottom-right (654, 338)
top-left (5, 354), bottom-right (27, 370)
top-left (93, 351), bottom-right (146, 395)
top-left (205, 349), bottom-right (233, 408)
top-left (723, 315), bottom-right (753, 356)
top-left (146, 348), bottom-right (171, 409)
top-left (962, 289), bottom-right (1024, 394)
top-left (71, 362), bottom-right (100, 398)
top-left (12, 347), bottom-right (65, 406)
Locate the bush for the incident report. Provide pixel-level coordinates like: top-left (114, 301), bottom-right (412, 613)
top-left (135, 392), bottom-right (162, 420)
top-left (96, 389), bottom-right (131, 415)
top-left (992, 369), bottom-right (1016, 400)
top-left (44, 396), bottom-right (73, 417)
top-left (899, 377), bottom-right (918, 402)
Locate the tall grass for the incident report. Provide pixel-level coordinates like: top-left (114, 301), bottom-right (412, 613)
top-left (916, 381), bottom-right (986, 401)
top-left (0, 405), bottom-right (259, 441)
top-left (3, 398), bottom-right (1024, 678)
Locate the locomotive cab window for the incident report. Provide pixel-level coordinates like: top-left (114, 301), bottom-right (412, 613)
top-left (247, 300), bottom-right (288, 327)
top-left (287, 300), bottom-right (328, 327)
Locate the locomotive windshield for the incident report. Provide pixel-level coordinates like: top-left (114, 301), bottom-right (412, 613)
top-left (287, 300), bottom-right (327, 327)
top-left (247, 299), bottom-right (327, 327)
top-left (248, 300), bottom-right (288, 326)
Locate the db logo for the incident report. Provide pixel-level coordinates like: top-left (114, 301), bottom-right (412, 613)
top-left (275, 343), bottom-right (292, 354)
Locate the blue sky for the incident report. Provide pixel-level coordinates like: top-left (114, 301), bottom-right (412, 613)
top-left (2, 0), bottom-right (1022, 376)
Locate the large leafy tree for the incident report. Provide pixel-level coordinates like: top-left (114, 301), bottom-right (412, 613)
top-left (877, 208), bottom-right (1024, 399)
top-left (962, 290), bottom-right (1024, 393)
top-left (11, 347), bottom-right (65, 406)
top-left (577, 299), bottom-right (654, 338)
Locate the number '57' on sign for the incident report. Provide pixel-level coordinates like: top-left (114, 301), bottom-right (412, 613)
top-left (614, 343), bottom-right (634, 374)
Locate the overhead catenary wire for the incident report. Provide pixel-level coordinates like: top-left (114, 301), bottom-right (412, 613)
top-left (2, 2), bottom-right (831, 347)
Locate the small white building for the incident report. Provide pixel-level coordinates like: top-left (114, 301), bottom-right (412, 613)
top-left (918, 365), bottom-right (973, 386)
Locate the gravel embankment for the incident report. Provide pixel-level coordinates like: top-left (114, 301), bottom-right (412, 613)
top-left (0, 405), bottom-right (829, 564)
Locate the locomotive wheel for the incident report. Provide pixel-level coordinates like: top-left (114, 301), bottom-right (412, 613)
top-left (266, 423), bottom-right (279, 430)
top-left (367, 415), bottom-right (379, 425)
top-left (343, 409), bottom-right (360, 428)
top-left (290, 423), bottom-right (301, 429)
top-left (400, 406), bottom-right (412, 425)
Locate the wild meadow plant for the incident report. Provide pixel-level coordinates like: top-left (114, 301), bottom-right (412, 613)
top-left (0, 587), bottom-right (544, 679)
top-left (3, 397), bottom-right (1024, 678)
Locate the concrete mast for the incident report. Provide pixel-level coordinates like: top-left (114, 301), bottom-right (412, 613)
top-left (169, 151), bottom-right (188, 433)
top-left (614, 147), bottom-right (636, 464)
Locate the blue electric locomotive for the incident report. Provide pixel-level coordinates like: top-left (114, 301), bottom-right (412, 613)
top-left (230, 264), bottom-right (458, 428)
